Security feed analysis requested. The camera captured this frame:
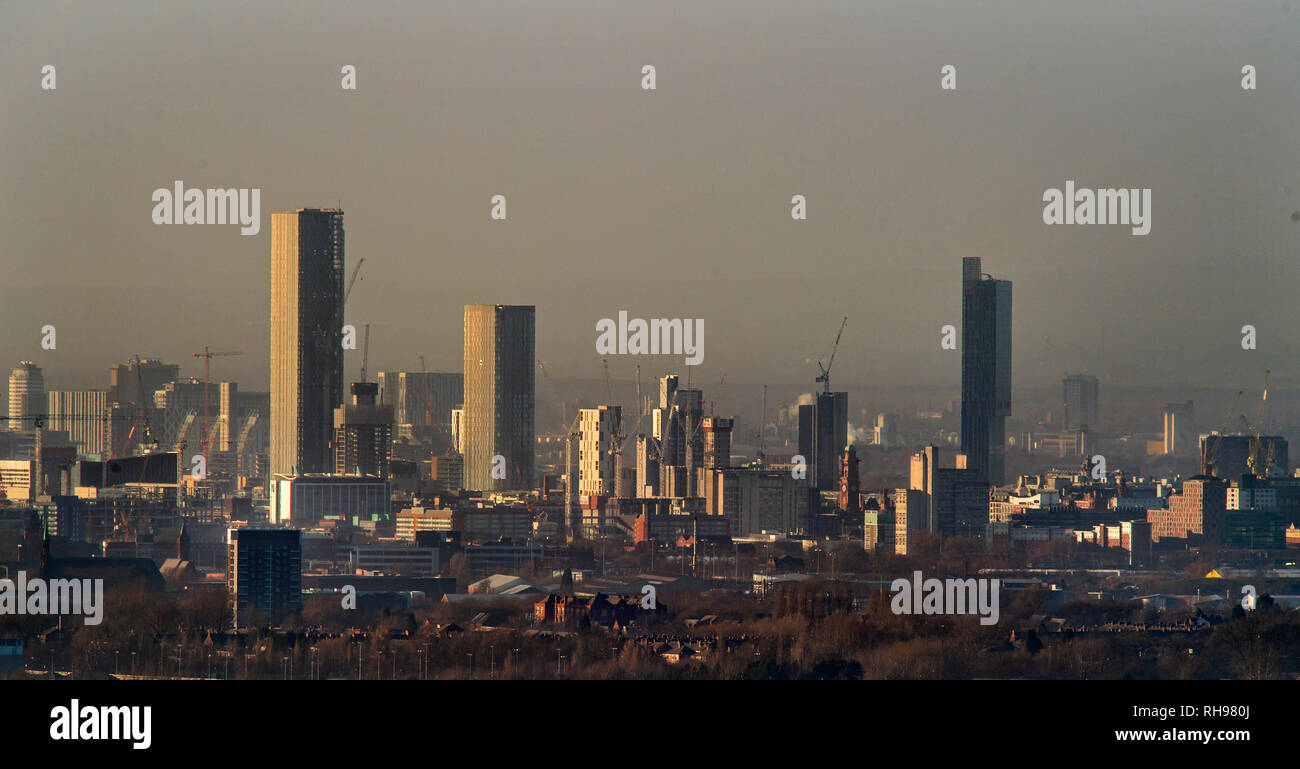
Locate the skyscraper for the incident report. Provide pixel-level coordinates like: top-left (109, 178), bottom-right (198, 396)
top-left (796, 393), bottom-right (847, 491)
top-left (815, 391), bottom-right (848, 491)
top-left (960, 257), bottom-right (1012, 487)
top-left (1062, 374), bottom-right (1099, 431)
top-left (270, 209), bottom-right (345, 478)
top-left (463, 304), bottom-right (535, 490)
top-left (8, 361), bottom-right (44, 428)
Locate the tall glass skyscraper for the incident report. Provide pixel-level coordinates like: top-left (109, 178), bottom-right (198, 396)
top-left (463, 304), bottom-right (535, 491)
top-left (270, 209), bottom-right (345, 478)
top-left (961, 257), bottom-right (1012, 487)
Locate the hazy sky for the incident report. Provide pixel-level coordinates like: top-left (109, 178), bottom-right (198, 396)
top-left (3, 0), bottom-right (1298, 399)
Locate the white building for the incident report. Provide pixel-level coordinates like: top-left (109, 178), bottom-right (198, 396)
top-left (578, 406), bottom-right (621, 496)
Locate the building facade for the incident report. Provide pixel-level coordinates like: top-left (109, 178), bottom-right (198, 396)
top-left (8, 362), bottom-right (44, 428)
top-left (333, 382), bottom-right (394, 476)
top-left (960, 257), bottom-right (1012, 486)
top-left (46, 390), bottom-right (109, 456)
top-left (462, 304), bottom-right (535, 491)
top-left (270, 208), bottom-right (346, 478)
top-left (228, 528), bottom-right (303, 629)
top-left (1062, 374), bottom-right (1099, 432)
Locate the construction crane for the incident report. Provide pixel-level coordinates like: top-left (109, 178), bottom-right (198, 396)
top-left (359, 323), bottom-right (371, 383)
top-left (816, 317), bottom-right (848, 393)
top-left (173, 412), bottom-right (196, 451)
top-left (344, 258), bottom-right (365, 305)
top-left (191, 346), bottom-right (243, 457)
top-left (600, 360), bottom-right (633, 493)
top-left (1203, 390), bottom-right (1243, 476)
top-left (235, 412), bottom-right (259, 456)
top-left (1248, 370), bottom-right (1270, 477)
top-left (116, 355), bottom-right (160, 457)
top-left (563, 412), bottom-right (582, 540)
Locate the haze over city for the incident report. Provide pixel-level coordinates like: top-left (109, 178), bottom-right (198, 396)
top-left (3, 0), bottom-right (1298, 397)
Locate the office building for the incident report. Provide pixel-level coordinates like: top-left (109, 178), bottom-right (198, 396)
top-left (349, 543), bottom-right (440, 576)
top-left (269, 473), bottom-right (390, 527)
top-left (960, 256), bottom-right (1012, 486)
top-left (463, 304), bottom-right (535, 490)
top-left (270, 208), bottom-right (346, 478)
top-left (910, 445), bottom-right (990, 538)
top-left (396, 506), bottom-right (456, 539)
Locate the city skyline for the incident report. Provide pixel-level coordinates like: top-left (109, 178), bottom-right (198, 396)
top-left (4, 1), bottom-right (1300, 699)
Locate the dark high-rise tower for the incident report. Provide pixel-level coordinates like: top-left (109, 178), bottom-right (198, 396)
top-left (961, 257), bottom-right (1012, 486)
top-left (815, 392), bottom-right (848, 491)
top-left (270, 209), bottom-right (345, 478)
top-left (795, 393), bottom-right (847, 492)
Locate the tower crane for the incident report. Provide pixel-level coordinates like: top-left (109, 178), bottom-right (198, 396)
top-left (191, 347), bottom-right (242, 457)
top-left (359, 324), bottom-right (371, 383)
top-left (816, 317), bottom-right (848, 393)
top-left (1247, 370), bottom-right (1270, 477)
top-left (344, 258), bottom-right (365, 305)
top-left (1203, 390), bottom-right (1243, 476)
